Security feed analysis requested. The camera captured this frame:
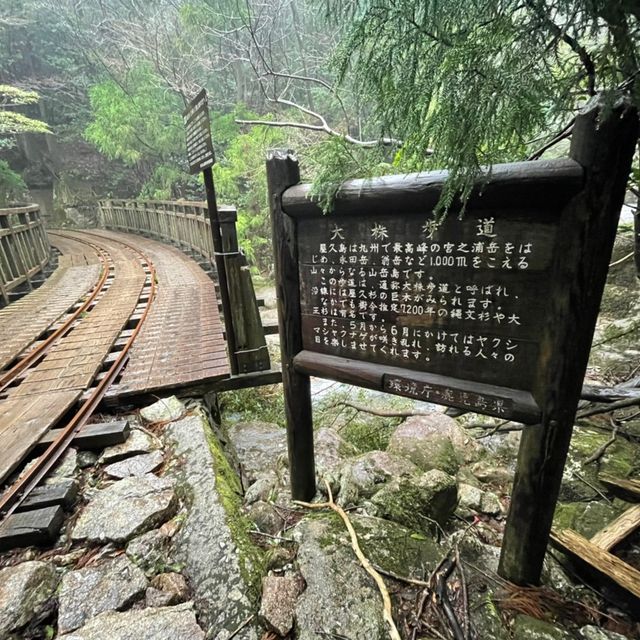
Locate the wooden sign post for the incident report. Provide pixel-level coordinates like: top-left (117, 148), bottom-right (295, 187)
top-left (184, 89), bottom-right (239, 375)
top-left (267, 98), bottom-right (637, 585)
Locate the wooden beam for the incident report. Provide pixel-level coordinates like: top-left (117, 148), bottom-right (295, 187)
top-left (498, 98), bottom-right (638, 585)
top-left (267, 150), bottom-right (315, 501)
top-left (598, 473), bottom-right (640, 499)
top-left (0, 505), bottom-right (64, 551)
top-left (16, 480), bottom-right (78, 512)
top-left (590, 505), bottom-right (640, 551)
top-left (551, 528), bottom-right (640, 600)
top-left (282, 158), bottom-right (584, 218)
top-left (35, 420), bottom-right (130, 452)
top-left (293, 351), bottom-right (541, 424)
top-left (212, 369), bottom-right (283, 392)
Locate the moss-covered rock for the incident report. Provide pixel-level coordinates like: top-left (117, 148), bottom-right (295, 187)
top-left (335, 450), bottom-right (419, 506)
top-left (511, 614), bottom-right (574, 639)
top-left (387, 413), bottom-right (484, 474)
top-left (367, 469), bottom-right (457, 532)
top-left (166, 410), bottom-right (263, 639)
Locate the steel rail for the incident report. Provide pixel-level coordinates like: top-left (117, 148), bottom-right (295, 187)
top-left (0, 233), bottom-right (157, 519)
top-left (0, 234), bottom-right (111, 394)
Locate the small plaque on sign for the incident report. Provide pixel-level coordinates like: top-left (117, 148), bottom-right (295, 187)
top-left (384, 374), bottom-right (513, 418)
top-left (184, 88), bottom-right (215, 174)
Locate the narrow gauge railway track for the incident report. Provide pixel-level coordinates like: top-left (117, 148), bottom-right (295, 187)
top-left (0, 234), bottom-right (113, 396)
top-left (0, 231), bottom-right (158, 525)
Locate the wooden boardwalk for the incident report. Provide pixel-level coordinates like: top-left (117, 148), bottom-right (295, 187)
top-left (90, 230), bottom-right (229, 399)
top-left (0, 234), bottom-right (101, 370)
top-left (0, 229), bottom-right (229, 485)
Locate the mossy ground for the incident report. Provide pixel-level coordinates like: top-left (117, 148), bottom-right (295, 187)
top-left (203, 413), bottom-right (265, 601)
top-left (314, 388), bottom-right (417, 454)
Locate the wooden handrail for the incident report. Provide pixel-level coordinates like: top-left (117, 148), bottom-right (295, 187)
top-left (0, 203), bottom-right (50, 306)
top-left (99, 198), bottom-right (270, 375)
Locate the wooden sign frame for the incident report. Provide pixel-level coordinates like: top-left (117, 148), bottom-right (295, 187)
top-left (267, 98), bottom-right (637, 586)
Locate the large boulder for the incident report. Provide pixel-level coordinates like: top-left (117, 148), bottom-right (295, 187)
top-left (0, 561), bottom-right (58, 636)
top-left (71, 474), bottom-right (177, 544)
top-left (368, 469), bottom-right (457, 531)
top-left (387, 413), bottom-right (483, 474)
top-left (293, 517), bottom-right (387, 640)
top-left (336, 450), bottom-right (419, 506)
top-left (293, 514), bottom-right (445, 640)
top-left (59, 602), bottom-right (204, 640)
top-left (57, 556), bottom-right (148, 633)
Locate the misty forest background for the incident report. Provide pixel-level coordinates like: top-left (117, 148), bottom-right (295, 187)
top-left (1, 0), bottom-right (639, 276)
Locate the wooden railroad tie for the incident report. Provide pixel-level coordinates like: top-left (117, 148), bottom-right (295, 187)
top-left (0, 420), bottom-right (129, 551)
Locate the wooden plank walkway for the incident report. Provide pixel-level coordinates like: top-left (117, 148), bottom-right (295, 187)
top-left (0, 234), bottom-right (146, 484)
top-left (0, 228), bottom-right (230, 485)
top-left (89, 230), bottom-right (230, 399)
top-left (0, 234), bottom-right (101, 370)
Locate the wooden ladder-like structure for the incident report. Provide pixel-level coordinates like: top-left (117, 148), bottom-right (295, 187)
top-left (551, 473), bottom-right (640, 600)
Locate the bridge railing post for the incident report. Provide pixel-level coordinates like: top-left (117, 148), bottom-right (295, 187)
top-left (0, 204), bottom-right (50, 306)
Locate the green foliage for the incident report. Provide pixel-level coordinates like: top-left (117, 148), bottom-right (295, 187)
top-left (220, 385), bottom-right (286, 427)
top-left (0, 110), bottom-right (52, 136)
top-left (213, 117), bottom-right (288, 270)
top-left (0, 84), bottom-right (40, 106)
top-left (325, 0), bottom-right (640, 214)
top-left (0, 84), bottom-right (51, 146)
top-left (85, 65), bottom-right (184, 166)
top-left (0, 160), bottom-right (27, 205)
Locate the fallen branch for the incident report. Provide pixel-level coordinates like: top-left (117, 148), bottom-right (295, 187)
top-left (609, 251), bottom-right (635, 268)
top-left (591, 322), bottom-right (640, 348)
top-left (432, 556), bottom-right (465, 640)
top-left (332, 399), bottom-right (431, 418)
top-left (577, 396), bottom-right (640, 419)
top-left (373, 564), bottom-right (430, 587)
top-left (295, 480), bottom-right (402, 640)
top-left (455, 546), bottom-right (471, 640)
top-left (584, 419), bottom-right (619, 465)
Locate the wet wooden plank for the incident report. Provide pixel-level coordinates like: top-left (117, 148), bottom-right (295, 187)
top-left (0, 390), bottom-right (81, 484)
top-left (551, 528), bottom-right (640, 600)
top-left (16, 480), bottom-right (78, 512)
top-left (590, 505), bottom-right (640, 551)
top-left (0, 505), bottom-right (64, 551)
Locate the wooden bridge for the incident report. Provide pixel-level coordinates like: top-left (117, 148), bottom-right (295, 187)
top-left (0, 199), bottom-right (279, 546)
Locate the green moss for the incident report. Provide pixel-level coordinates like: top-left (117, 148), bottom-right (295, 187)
top-left (570, 428), bottom-right (640, 479)
top-left (204, 422), bottom-right (265, 601)
top-left (340, 418), bottom-right (398, 453)
top-left (220, 385), bottom-right (285, 427)
top-left (553, 502), bottom-right (582, 530)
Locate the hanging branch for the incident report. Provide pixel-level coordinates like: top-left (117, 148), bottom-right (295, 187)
top-left (236, 95), bottom-right (403, 148)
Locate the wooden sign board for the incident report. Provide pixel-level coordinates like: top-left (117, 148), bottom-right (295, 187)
top-left (183, 88), bottom-right (215, 175)
top-left (295, 201), bottom-right (565, 422)
top-left (267, 98), bottom-right (637, 587)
